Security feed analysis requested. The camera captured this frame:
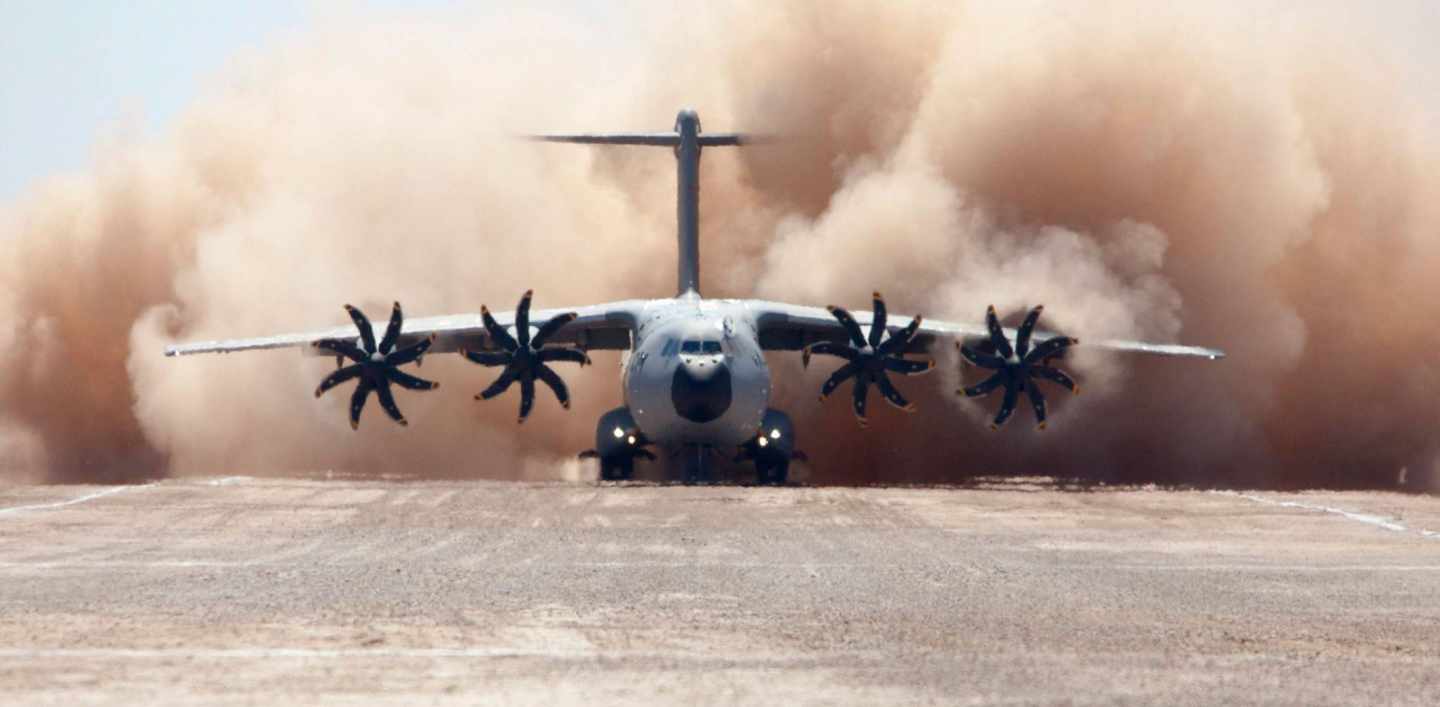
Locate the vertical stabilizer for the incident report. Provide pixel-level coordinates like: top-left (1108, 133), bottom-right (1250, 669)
top-left (529, 109), bottom-right (747, 297)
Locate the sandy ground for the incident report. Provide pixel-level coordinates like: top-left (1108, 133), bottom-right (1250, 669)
top-left (0, 476), bottom-right (1437, 706)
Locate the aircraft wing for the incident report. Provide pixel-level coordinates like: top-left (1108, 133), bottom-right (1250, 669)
top-left (163, 300), bottom-right (646, 358)
top-left (748, 301), bottom-right (1225, 360)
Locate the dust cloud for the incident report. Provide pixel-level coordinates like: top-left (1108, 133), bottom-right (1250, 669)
top-left (2, 2), bottom-right (1438, 489)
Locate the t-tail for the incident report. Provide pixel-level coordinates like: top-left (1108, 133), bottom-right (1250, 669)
top-left (529, 109), bottom-right (748, 297)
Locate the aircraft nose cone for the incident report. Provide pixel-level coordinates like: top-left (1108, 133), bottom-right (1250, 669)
top-left (672, 360), bottom-right (732, 424)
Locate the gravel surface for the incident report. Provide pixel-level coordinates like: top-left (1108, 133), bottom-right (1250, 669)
top-left (1, 476), bottom-right (1437, 705)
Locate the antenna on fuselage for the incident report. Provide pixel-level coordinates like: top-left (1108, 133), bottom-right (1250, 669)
top-left (527, 109), bottom-right (750, 298)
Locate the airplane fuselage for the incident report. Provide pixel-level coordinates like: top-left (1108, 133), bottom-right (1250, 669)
top-left (621, 295), bottom-right (771, 448)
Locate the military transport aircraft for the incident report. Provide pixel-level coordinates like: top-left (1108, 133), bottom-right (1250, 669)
top-left (165, 109), bottom-right (1224, 483)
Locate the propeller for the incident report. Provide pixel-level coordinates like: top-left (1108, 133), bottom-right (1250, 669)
top-left (803, 291), bottom-right (935, 427)
top-left (313, 302), bottom-right (438, 430)
top-left (463, 290), bottom-right (591, 423)
top-left (957, 304), bottom-right (1079, 430)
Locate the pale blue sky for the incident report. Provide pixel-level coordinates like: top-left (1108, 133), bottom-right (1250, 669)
top-left (1, 1), bottom-right (313, 198)
top-left (0, 0), bottom-right (628, 201)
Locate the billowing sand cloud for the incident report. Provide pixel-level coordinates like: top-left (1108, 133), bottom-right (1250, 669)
top-left (2, 1), bottom-right (1438, 489)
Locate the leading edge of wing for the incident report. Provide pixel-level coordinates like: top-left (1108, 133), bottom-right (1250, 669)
top-left (748, 300), bottom-right (1225, 360)
top-left (163, 301), bottom-right (646, 357)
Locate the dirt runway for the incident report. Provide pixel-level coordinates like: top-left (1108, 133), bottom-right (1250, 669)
top-left (1, 476), bottom-right (1437, 705)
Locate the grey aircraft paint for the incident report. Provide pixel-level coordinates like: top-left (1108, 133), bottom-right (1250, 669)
top-left (164, 109), bottom-right (1224, 480)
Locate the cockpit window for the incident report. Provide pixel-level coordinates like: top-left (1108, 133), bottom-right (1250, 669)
top-left (680, 340), bottom-right (723, 355)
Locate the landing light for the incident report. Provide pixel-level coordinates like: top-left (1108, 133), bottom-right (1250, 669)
top-left (627, 435), bottom-right (637, 445)
top-left (757, 436), bottom-right (769, 448)
top-left (770, 429), bottom-right (781, 439)
top-left (612, 426), bottom-right (625, 439)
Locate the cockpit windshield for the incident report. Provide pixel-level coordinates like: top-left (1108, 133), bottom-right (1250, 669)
top-left (681, 340), bottom-right (723, 355)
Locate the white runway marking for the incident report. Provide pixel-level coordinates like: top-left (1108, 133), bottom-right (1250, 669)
top-left (0, 485), bottom-right (150, 517)
top-left (0, 647), bottom-right (616, 660)
top-left (1219, 491), bottom-right (1440, 540)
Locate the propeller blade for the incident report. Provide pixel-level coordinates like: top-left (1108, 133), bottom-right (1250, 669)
top-left (826, 305), bottom-right (868, 349)
top-left (884, 357), bottom-right (934, 375)
top-left (345, 305), bottom-right (378, 354)
top-left (819, 360), bottom-right (860, 399)
top-left (877, 315), bottom-right (923, 355)
top-left (518, 376), bottom-right (536, 423)
top-left (463, 349), bottom-right (511, 367)
top-left (802, 341), bottom-right (858, 368)
top-left (530, 311), bottom-right (577, 349)
top-left (481, 305), bottom-right (518, 352)
top-left (537, 347), bottom-right (590, 366)
top-left (515, 290), bottom-right (534, 347)
top-left (852, 374), bottom-right (871, 426)
top-left (1030, 365), bottom-right (1079, 394)
top-left (985, 305), bottom-right (1014, 360)
top-left (386, 335), bottom-right (434, 366)
top-left (961, 371), bottom-right (1006, 398)
top-left (374, 381), bottom-right (408, 426)
top-left (314, 364), bottom-right (363, 398)
top-left (387, 368), bottom-right (439, 391)
top-left (379, 301), bottom-right (403, 355)
top-left (991, 379), bottom-right (1019, 429)
top-left (875, 373), bottom-right (915, 412)
top-left (959, 342), bottom-right (1006, 369)
top-left (1025, 382), bottom-right (1047, 430)
top-left (477, 368), bottom-right (517, 400)
top-left (868, 292), bottom-right (887, 348)
top-left (348, 379), bottom-right (374, 430)
top-left (1023, 335), bottom-right (1078, 364)
top-left (314, 339), bottom-right (367, 363)
top-left (535, 364), bottom-right (571, 409)
top-left (1015, 305), bottom-right (1043, 359)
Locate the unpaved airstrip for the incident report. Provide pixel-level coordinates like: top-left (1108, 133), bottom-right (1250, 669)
top-left (1, 476), bottom-right (1437, 705)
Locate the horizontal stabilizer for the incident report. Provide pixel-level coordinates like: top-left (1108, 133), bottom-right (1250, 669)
top-left (527, 133), bottom-right (681, 146)
top-left (527, 133), bottom-right (754, 147)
